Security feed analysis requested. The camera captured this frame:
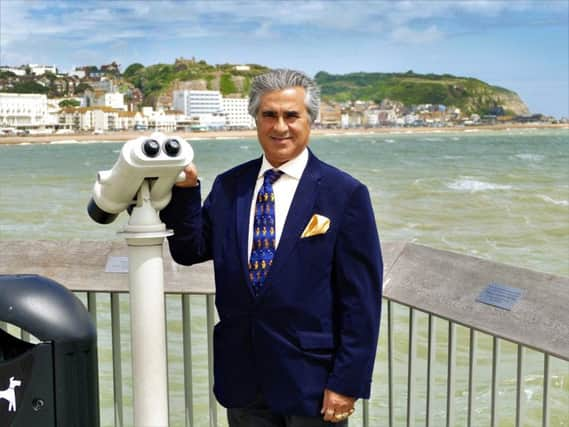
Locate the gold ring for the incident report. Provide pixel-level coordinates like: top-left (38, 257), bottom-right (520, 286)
top-left (326, 408), bottom-right (335, 415)
top-left (334, 412), bottom-right (348, 420)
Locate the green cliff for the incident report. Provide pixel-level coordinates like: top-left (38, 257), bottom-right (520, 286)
top-left (315, 71), bottom-right (529, 115)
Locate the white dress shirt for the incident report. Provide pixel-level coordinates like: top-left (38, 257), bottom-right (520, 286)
top-left (247, 148), bottom-right (309, 257)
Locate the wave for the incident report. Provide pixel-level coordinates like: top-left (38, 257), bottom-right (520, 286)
top-left (447, 178), bottom-right (512, 192)
top-left (538, 195), bottom-right (569, 206)
top-left (50, 139), bottom-right (79, 144)
top-left (515, 153), bottom-right (544, 162)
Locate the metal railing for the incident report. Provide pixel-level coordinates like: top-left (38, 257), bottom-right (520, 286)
top-left (4, 293), bottom-right (567, 427)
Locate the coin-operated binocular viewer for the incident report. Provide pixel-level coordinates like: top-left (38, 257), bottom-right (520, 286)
top-left (88, 133), bottom-right (194, 427)
top-left (0, 274), bottom-right (99, 427)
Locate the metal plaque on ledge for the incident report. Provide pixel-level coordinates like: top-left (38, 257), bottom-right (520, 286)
top-left (105, 256), bottom-right (129, 273)
top-left (476, 283), bottom-right (523, 311)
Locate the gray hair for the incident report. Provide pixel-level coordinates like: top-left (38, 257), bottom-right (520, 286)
top-left (248, 69), bottom-right (321, 123)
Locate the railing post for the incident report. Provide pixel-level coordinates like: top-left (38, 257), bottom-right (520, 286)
top-left (387, 300), bottom-right (394, 427)
top-left (467, 328), bottom-right (477, 427)
top-left (182, 294), bottom-right (194, 427)
top-left (88, 291), bottom-right (97, 324)
top-left (206, 294), bottom-right (217, 427)
top-left (491, 337), bottom-right (501, 427)
top-left (516, 345), bottom-right (525, 427)
top-left (362, 399), bottom-right (369, 427)
top-left (446, 322), bottom-right (456, 427)
top-left (407, 307), bottom-right (416, 427)
top-left (542, 353), bottom-right (550, 427)
top-left (111, 293), bottom-right (124, 427)
top-left (426, 313), bottom-right (435, 427)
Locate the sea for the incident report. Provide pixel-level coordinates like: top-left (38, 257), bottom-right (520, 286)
top-left (0, 128), bottom-right (568, 426)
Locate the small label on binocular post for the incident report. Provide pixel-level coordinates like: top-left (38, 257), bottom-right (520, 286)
top-left (476, 283), bottom-right (523, 311)
top-left (105, 256), bottom-right (129, 273)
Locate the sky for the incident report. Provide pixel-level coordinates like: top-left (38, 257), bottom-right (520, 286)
top-left (0, 0), bottom-right (568, 117)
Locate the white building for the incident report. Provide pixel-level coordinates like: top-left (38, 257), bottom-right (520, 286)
top-left (0, 66), bottom-right (26, 76)
top-left (173, 90), bottom-right (223, 116)
top-left (223, 97), bottom-right (254, 129)
top-left (173, 90), bottom-right (226, 130)
top-left (69, 68), bottom-right (86, 79)
top-left (146, 108), bottom-right (178, 131)
top-left (28, 64), bottom-right (58, 76)
top-left (84, 90), bottom-right (125, 111)
top-left (0, 93), bottom-right (48, 128)
top-left (365, 110), bottom-right (380, 127)
top-left (59, 107), bottom-right (120, 131)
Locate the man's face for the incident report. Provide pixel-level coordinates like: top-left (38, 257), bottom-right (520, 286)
top-left (256, 86), bottom-right (311, 167)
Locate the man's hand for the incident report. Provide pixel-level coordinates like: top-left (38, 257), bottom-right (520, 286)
top-left (175, 163), bottom-right (199, 188)
top-left (321, 388), bottom-right (356, 423)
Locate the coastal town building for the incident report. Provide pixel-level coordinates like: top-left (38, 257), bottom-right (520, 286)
top-left (84, 89), bottom-right (126, 111)
top-left (222, 97), bottom-right (254, 129)
top-left (28, 64), bottom-right (58, 76)
top-left (173, 90), bottom-right (226, 130)
top-left (0, 93), bottom-right (49, 128)
top-left (0, 66), bottom-right (27, 77)
top-left (68, 68), bottom-right (86, 79)
top-left (173, 90), bottom-right (223, 116)
top-left (59, 106), bottom-right (121, 132)
top-left (342, 111), bottom-right (365, 128)
top-left (318, 102), bottom-right (342, 128)
top-left (1, 64), bottom-right (58, 77)
top-left (364, 109), bottom-right (381, 127)
top-left (146, 108), bottom-right (179, 131)
top-left (117, 111), bottom-right (137, 130)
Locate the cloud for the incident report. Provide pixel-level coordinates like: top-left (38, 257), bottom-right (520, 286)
top-left (0, 0), bottom-right (566, 67)
top-left (391, 25), bottom-right (444, 44)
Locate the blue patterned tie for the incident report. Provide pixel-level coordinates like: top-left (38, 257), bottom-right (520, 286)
top-left (248, 169), bottom-right (283, 296)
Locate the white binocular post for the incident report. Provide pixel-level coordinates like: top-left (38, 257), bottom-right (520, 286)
top-left (120, 180), bottom-right (172, 427)
top-left (87, 133), bottom-right (194, 427)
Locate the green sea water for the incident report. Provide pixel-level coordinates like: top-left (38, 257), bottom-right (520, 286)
top-left (1, 129), bottom-right (568, 426)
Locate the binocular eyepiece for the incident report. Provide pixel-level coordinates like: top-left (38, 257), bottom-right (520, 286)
top-left (87, 133), bottom-right (194, 224)
top-left (141, 138), bottom-right (181, 158)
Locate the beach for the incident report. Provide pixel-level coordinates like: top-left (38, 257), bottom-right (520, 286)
top-left (0, 123), bottom-right (567, 145)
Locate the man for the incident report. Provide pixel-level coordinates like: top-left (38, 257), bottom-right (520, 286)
top-left (161, 69), bottom-right (382, 426)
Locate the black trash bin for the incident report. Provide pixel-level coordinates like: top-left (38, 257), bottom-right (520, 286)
top-left (0, 274), bottom-right (99, 427)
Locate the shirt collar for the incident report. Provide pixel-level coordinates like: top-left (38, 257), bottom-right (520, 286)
top-left (258, 148), bottom-right (309, 181)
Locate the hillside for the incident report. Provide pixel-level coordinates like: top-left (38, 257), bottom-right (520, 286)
top-left (122, 58), bottom-right (270, 105)
top-left (315, 71), bottom-right (529, 115)
top-left (1, 59), bottom-right (530, 116)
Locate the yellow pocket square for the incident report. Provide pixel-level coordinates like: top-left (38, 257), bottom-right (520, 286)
top-left (301, 214), bottom-right (330, 238)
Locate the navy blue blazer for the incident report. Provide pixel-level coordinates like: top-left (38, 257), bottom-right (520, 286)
top-left (161, 150), bottom-right (383, 416)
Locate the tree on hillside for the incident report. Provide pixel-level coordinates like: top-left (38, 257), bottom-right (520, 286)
top-left (75, 82), bottom-right (92, 94)
top-left (59, 99), bottom-right (80, 108)
top-left (10, 80), bottom-right (49, 94)
top-left (0, 70), bottom-right (16, 79)
top-left (220, 73), bottom-right (237, 95)
top-left (123, 63), bottom-right (145, 79)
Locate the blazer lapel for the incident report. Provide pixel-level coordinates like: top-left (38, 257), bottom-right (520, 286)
top-left (266, 151), bottom-right (322, 283)
top-left (235, 157), bottom-right (262, 295)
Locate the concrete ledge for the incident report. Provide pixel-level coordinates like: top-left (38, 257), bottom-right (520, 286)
top-left (383, 243), bottom-right (569, 361)
top-left (1, 240), bottom-right (567, 360)
top-left (0, 240), bottom-right (215, 295)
